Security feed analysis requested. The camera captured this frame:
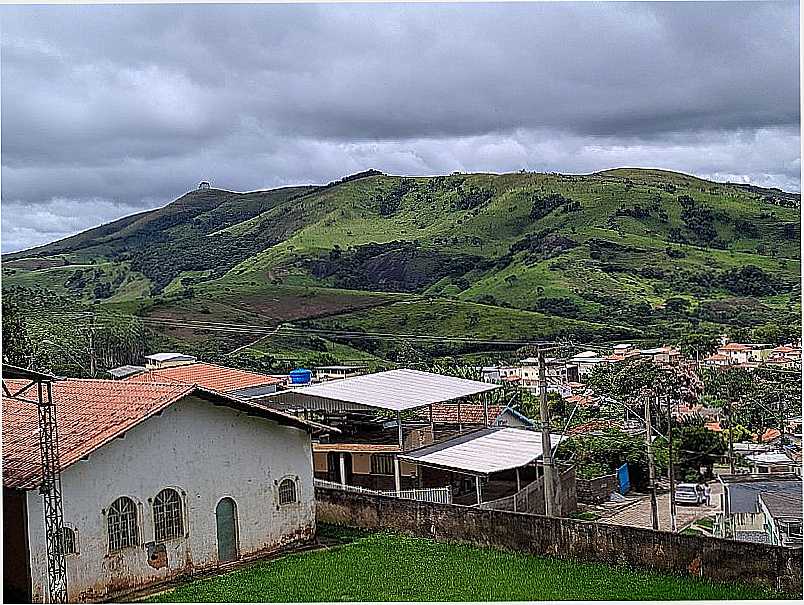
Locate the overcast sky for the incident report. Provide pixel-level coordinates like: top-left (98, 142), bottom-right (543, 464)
top-left (1, 1), bottom-right (800, 253)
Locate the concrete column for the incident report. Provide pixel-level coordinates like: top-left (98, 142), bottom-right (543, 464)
top-left (476, 475), bottom-right (482, 506)
top-left (483, 393), bottom-right (489, 426)
top-left (458, 401), bottom-right (463, 431)
top-left (339, 452), bottom-right (346, 486)
top-left (516, 467), bottom-right (521, 492)
top-left (394, 456), bottom-right (402, 494)
top-left (397, 411), bottom-right (404, 450)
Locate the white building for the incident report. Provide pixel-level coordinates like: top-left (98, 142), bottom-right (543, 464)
top-left (3, 378), bottom-right (317, 603)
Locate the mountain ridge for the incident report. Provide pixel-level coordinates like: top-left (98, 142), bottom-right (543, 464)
top-left (3, 167), bottom-right (800, 361)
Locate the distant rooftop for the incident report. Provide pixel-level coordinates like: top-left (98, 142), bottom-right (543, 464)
top-left (145, 353), bottom-right (197, 363)
top-left (106, 365), bottom-right (145, 379)
top-left (273, 368), bottom-right (500, 412)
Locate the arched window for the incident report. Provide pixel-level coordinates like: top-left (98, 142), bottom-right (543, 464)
top-left (107, 497), bottom-right (138, 552)
top-left (62, 527), bottom-right (77, 555)
top-left (153, 488), bottom-right (184, 541)
top-left (278, 478), bottom-right (297, 505)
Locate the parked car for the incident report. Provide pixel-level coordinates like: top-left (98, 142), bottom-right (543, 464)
top-left (675, 483), bottom-right (705, 506)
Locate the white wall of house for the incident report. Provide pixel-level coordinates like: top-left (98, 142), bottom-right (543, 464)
top-left (25, 396), bottom-right (315, 603)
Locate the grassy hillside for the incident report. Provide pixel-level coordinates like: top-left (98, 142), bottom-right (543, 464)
top-left (4, 168), bottom-right (799, 365)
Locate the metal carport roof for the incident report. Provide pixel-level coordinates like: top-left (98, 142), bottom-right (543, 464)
top-left (398, 427), bottom-right (565, 476)
top-left (270, 368), bottom-right (500, 413)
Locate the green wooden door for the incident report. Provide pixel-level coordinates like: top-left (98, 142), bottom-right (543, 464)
top-left (215, 498), bottom-right (238, 563)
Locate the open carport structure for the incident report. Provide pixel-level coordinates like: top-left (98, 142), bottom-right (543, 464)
top-left (399, 427), bottom-right (566, 508)
top-left (268, 369), bottom-right (501, 492)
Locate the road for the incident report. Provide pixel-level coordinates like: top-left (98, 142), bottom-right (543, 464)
top-left (602, 482), bottom-right (722, 532)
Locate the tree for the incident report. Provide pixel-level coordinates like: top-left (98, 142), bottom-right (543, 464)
top-left (674, 424), bottom-right (726, 480)
top-left (677, 333), bottom-right (718, 360)
top-left (1, 297), bottom-right (32, 367)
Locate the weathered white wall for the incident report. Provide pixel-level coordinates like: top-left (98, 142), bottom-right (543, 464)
top-left (26, 396), bottom-right (315, 602)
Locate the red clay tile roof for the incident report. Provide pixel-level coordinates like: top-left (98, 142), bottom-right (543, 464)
top-left (759, 428), bottom-right (782, 443)
top-left (704, 422), bottom-right (723, 432)
top-left (565, 394), bottom-right (598, 406)
top-left (123, 362), bottom-right (280, 392)
top-left (413, 403), bottom-right (507, 425)
top-left (719, 343), bottom-right (749, 351)
top-left (569, 419), bottom-right (620, 435)
top-left (2, 378), bottom-right (308, 490)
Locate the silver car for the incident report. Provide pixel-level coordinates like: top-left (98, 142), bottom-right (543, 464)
top-left (675, 483), bottom-right (705, 506)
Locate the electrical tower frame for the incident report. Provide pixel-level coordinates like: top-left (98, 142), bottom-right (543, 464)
top-left (3, 366), bottom-right (67, 603)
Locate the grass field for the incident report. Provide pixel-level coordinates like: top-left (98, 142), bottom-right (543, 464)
top-left (144, 529), bottom-right (784, 602)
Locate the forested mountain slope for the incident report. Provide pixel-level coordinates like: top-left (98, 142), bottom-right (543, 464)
top-left (4, 168), bottom-right (800, 361)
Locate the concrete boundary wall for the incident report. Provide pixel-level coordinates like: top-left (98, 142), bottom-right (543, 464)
top-left (576, 473), bottom-right (619, 504)
top-left (315, 487), bottom-right (803, 594)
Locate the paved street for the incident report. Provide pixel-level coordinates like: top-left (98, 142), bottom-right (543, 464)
top-left (602, 482), bottom-right (722, 532)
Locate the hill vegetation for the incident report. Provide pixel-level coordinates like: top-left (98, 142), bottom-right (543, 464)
top-left (4, 168), bottom-right (800, 367)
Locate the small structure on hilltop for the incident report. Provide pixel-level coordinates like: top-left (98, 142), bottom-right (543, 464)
top-left (198, 181), bottom-right (211, 190)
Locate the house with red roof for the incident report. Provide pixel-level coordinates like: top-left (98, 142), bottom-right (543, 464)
top-left (3, 375), bottom-right (317, 603)
top-left (122, 360), bottom-right (281, 399)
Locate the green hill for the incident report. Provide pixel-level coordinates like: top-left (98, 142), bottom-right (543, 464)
top-left (4, 168), bottom-right (800, 363)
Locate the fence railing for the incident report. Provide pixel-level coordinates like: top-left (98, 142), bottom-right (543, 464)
top-left (478, 477), bottom-right (543, 513)
top-left (314, 479), bottom-right (452, 505)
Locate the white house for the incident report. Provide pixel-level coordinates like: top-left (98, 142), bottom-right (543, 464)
top-left (3, 378), bottom-right (318, 603)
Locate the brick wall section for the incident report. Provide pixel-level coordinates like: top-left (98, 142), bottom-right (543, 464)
top-left (576, 474), bottom-right (619, 504)
top-left (315, 487), bottom-right (803, 593)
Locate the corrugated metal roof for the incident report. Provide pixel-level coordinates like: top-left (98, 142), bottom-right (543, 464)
top-left (276, 368), bottom-right (500, 412)
top-left (399, 427), bottom-right (564, 475)
top-left (107, 365), bottom-right (145, 379)
top-left (759, 491), bottom-right (803, 520)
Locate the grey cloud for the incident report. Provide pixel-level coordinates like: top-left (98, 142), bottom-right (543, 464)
top-left (0, 1), bottom-right (799, 252)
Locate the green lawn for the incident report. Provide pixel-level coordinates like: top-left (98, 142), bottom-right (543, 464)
top-left (144, 529), bottom-right (784, 602)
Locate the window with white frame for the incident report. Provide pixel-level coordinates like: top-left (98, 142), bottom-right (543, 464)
top-left (371, 454), bottom-right (395, 476)
top-left (153, 488), bottom-right (184, 541)
top-left (107, 496), bottom-right (138, 552)
top-left (278, 478), bottom-right (297, 505)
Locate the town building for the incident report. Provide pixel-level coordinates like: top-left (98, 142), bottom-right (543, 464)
top-left (314, 365), bottom-right (369, 381)
top-left (714, 473), bottom-right (802, 544)
top-left (568, 351), bottom-right (609, 377)
top-left (398, 427), bottom-right (575, 514)
top-left (3, 377), bottom-right (317, 602)
top-left (744, 451), bottom-right (799, 475)
top-left (639, 346), bottom-right (682, 365)
top-left (266, 369), bottom-right (501, 492)
top-left (143, 352), bottom-right (198, 369)
top-left (123, 360), bottom-right (281, 399)
top-left (757, 491), bottom-right (803, 547)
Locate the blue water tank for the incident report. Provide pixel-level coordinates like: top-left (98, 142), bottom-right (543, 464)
top-left (289, 368), bottom-right (312, 385)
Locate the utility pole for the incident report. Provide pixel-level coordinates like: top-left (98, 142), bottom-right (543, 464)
top-left (644, 396), bottom-right (659, 530)
top-left (538, 346), bottom-right (557, 517)
top-left (666, 394), bottom-right (677, 532)
top-left (88, 314), bottom-right (97, 378)
top-left (727, 399), bottom-right (735, 474)
top-left (779, 389), bottom-right (786, 448)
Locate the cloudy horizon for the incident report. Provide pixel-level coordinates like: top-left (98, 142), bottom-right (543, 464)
top-left (1, 1), bottom-right (800, 253)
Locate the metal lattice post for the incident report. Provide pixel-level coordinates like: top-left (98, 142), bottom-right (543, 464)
top-left (37, 381), bottom-right (68, 603)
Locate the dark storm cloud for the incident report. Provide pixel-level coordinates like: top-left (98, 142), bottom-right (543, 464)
top-left (1, 1), bottom-right (799, 252)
